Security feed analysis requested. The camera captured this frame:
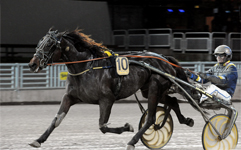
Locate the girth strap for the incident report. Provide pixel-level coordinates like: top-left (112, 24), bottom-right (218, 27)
top-left (114, 76), bottom-right (122, 97)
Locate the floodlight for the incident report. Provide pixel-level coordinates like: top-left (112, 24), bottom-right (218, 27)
top-left (179, 9), bottom-right (185, 13)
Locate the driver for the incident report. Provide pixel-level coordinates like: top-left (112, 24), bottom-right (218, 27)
top-left (187, 45), bottom-right (238, 105)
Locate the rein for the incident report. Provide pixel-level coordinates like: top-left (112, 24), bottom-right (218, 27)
top-left (47, 54), bottom-right (195, 75)
top-left (123, 55), bottom-right (196, 74)
top-left (47, 57), bottom-right (109, 66)
top-left (122, 55), bottom-right (182, 68)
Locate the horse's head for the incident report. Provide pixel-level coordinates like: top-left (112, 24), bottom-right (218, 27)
top-left (29, 29), bottom-right (63, 73)
top-left (29, 28), bottom-right (109, 73)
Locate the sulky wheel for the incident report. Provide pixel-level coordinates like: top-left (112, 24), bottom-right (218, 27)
top-left (139, 106), bottom-right (173, 149)
top-left (202, 114), bottom-right (238, 150)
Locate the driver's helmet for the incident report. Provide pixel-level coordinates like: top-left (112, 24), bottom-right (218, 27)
top-left (213, 45), bottom-right (232, 61)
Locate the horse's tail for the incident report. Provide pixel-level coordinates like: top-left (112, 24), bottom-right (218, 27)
top-left (165, 56), bottom-right (188, 81)
top-left (165, 56), bottom-right (205, 113)
top-left (165, 56), bottom-right (181, 66)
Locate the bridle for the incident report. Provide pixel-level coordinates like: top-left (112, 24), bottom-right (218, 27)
top-left (34, 30), bottom-right (62, 69)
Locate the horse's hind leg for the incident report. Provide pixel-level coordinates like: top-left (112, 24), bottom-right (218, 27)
top-left (29, 94), bottom-right (78, 148)
top-left (165, 95), bottom-right (194, 127)
top-left (99, 98), bottom-right (134, 134)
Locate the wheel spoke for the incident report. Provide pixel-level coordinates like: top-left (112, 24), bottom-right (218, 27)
top-left (202, 115), bottom-right (238, 150)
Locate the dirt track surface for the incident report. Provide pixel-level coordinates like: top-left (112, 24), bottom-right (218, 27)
top-left (1, 102), bottom-right (241, 150)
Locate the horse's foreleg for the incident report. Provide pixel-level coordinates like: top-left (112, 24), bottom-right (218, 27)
top-left (98, 98), bottom-right (134, 134)
top-left (127, 77), bottom-right (161, 150)
top-left (127, 96), bottom-right (158, 149)
top-left (29, 94), bottom-right (77, 148)
top-left (165, 95), bottom-right (194, 127)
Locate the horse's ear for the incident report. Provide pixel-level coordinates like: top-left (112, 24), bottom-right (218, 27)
top-left (49, 27), bottom-right (55, 32)
top-left (60, 31), bottom-right (68, 36)
top-left (58, 31), bottom-right (68, 40)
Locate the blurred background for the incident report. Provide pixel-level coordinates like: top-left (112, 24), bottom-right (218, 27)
top-left (0, 0), bottom-right (240, 103)
top-left (1, 0), bottom-right (241, 62)
top-left (109, 0), bottom-right (240, 32)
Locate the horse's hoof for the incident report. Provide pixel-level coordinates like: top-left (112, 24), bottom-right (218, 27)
top-left (125, 123), bottom-right (134, 132)
top-left (187, 118), bottom-right (194, 127)
top-left (29, 140), bottom-right (41, 148)
top-left (126, 145), bottom-right (135, 150)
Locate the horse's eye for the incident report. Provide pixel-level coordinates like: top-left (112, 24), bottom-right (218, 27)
top-left (46, 40), bottom-right (53, 47)
top-left (47, 43), bottom-right (51, 47)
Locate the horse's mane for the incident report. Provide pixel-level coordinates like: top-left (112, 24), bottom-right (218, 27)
top-left (65, 29), bottom-right (108, 57)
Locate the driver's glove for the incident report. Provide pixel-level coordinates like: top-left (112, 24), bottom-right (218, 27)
top-left (198, 72), bottom-right (208, 80)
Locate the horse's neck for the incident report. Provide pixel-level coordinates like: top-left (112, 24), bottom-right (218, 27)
top-left (61, 41), bottom-right (92, 74)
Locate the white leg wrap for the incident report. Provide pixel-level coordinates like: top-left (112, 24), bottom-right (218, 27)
top-left (55, 112), bottom-right (66, 127)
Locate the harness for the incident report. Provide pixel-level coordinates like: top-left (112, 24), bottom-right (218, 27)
top-left (68, 66), bottom-right (112, 76)
top-left (66, 50), bottom-right (118, 76)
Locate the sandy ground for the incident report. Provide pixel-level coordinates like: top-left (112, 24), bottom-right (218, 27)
top-left (1, 102), bottom-right (241, 150)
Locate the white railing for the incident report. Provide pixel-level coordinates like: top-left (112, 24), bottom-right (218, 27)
top-left (1, 62), bottom-right (240, 90)
top-left (0, 64), bottom-right (68, 90)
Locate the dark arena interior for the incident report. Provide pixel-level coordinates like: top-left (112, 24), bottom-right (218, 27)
top-left (1, 0), bottom-right (241, 62)
top-left (1, 0), bottom-right (241, 150)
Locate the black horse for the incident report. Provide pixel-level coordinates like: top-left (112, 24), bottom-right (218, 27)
top-left (28, 29), bottom-right (194, 150)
